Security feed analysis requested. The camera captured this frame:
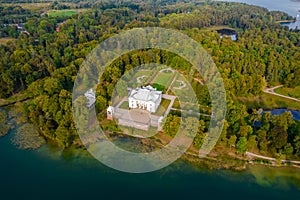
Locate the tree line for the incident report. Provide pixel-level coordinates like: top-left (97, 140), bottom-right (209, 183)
top-left (0, 1), bottom-right (299, 159)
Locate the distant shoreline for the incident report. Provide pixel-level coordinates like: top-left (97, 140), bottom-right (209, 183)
top-left (276, 19), bottom-right (297, 24)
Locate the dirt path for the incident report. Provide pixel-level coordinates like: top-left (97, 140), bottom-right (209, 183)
top-left (263, 85), bottom-right (300, 102)
top-left (246, 152), bottom-right (300, 165)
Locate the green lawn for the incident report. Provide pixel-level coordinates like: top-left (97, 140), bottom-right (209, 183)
top-left (154, 98), bottom-right (171, 116)
top-left (48, 10), bottom-right (78, 17)
top-left (171, 74), bottom-right (188, 88)
top-left (119, 101), bottom-right (129, 109)
top-left (174, 81), bottom-right (183, 87)
top-left (123, 69), bottom-right (153, 87)
top-left (238, 93), bottom-right (300, 110)
top-left (153, 71), bottom-right (174, 88)
top-left (275, 86), bottom-right (300, 99)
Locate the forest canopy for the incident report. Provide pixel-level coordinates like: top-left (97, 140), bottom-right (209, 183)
top-left (0, 0), bottom-right (299, 159)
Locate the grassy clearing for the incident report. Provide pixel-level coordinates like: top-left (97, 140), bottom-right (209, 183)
top-left (238, 93), bottom-right (300, 110)
top-left (202, 25), bottom-right (235, 31)
top-left (0, 38), bottom-right (15, 45)
top-left (47, 9), bottom-right (79, 17)
top-left (153, 71), bottom-right (174, 88)
top-left (173, 81), bottom-right (184, 87)
top-left (154, 98), bottom-right (171, 116)
top-left (171, 73), bottom-right (187, 88)
top-left (169, 74), bottom-right (199, 103)
top-left (275, 86), bottom-right (300, 99)
top-left (171, 87), bottom-right (198, 104)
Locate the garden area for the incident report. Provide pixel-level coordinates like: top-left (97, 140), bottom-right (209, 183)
top-left (152, 69), bottom-right (175, 89)
top-left (154, 98), bottom-right (171, 116)
top-left (119, 101), bottom-right (129, 110)
top-left (123, 69), bottom-right (154, 88)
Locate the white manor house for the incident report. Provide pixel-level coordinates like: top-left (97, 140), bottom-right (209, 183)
top-left (128, 85), bottom-right (162, 113)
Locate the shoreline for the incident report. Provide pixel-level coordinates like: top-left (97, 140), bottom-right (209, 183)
top-left (1, 126), bottom-right (300, 172)
top-left (276, 19), bottom-right (297, 23)
top-left (91, 131), bottom-right (300, 171)
top-left (1, 107), bottom-right (300, 172)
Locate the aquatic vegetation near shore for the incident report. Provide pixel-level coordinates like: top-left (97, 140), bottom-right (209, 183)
top-left (11, 123), bottom-right (46, 150)
top-left (249, 165), bottom-right (300, 189)
top-left (0, 109), bottom-right (12, 137)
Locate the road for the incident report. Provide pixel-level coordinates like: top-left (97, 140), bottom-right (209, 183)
top-left (264, 85), bottom-right (300, 102)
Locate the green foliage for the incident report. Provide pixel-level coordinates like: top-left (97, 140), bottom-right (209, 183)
top-left (236, 137), bottom-right (248, 154)
top-left (152, 83), bottom-right (165, 91)
top-left (0, 0), bottom-right (299, 158)
top-left (227, 135), bottom-right (237, 149)
top-left (163, 114), bottom-right (181, 137)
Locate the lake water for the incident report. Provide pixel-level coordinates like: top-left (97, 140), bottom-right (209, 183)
top-left (1, 1), bottom-right (300, 199)
top-left (1, 108), bottom-right (300, 200)
top-left (223, 0), bottom-right (300, 29)
top-left (271, 109), bottom-right (300, 120)
top-left (263, 109), bottom-right (300, 120)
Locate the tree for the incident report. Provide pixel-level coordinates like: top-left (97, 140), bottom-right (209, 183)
top-left (257, 129), bottom-right (268, 152)
top-left (238, 125), bottom-right (253, 137)
top-left (228, 135), bottom-right (237, 150)
top-left (163, 114), bottom-right (181, 137)
top-left (270, 126), bottom-right (288, 150)
top-left (95, 95), bottom-right (107, 113)
top-left (236, 137), bottom-right (248, 154)
top-left (183, 117), bottom-right (199, 137)
top-left (246, 135), bottom-right (257, 152)
top-left (43, 77), bottom-right (62, 95)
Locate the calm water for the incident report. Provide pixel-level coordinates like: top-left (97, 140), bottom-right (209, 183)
top-left (224, 0), bottom-right (300, 29)
top-left (262, 109), bottom-right (300, 120)
top-left (1, 113), bottom-right (300, 200)
top-left (1, 1), bottom-right (300, 199)
top-left (272, 109), bottom-right (300, 120)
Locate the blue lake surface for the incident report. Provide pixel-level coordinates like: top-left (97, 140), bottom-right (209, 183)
top-left (1, 105), bottom-right (300, 200)
top-left (264, 109), bottom-right (300, 120)
top-left (1, 129), bottom-right (300, 200)
top-left (223, 0), bottom-right (300, 29)
top-left (1, 1), bottom-right (300, 199)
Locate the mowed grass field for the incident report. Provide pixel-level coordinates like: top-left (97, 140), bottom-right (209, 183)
top-left (47, 9), bottom-right (79, 17)
top-left (275, 86), bottom-right (300, 99)
top-left (119, 101), bottom-right (129, 109)
top-left (153, 70), bottom-right (174, 87)
top-left (48, 9), bottom-right (89, 18)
